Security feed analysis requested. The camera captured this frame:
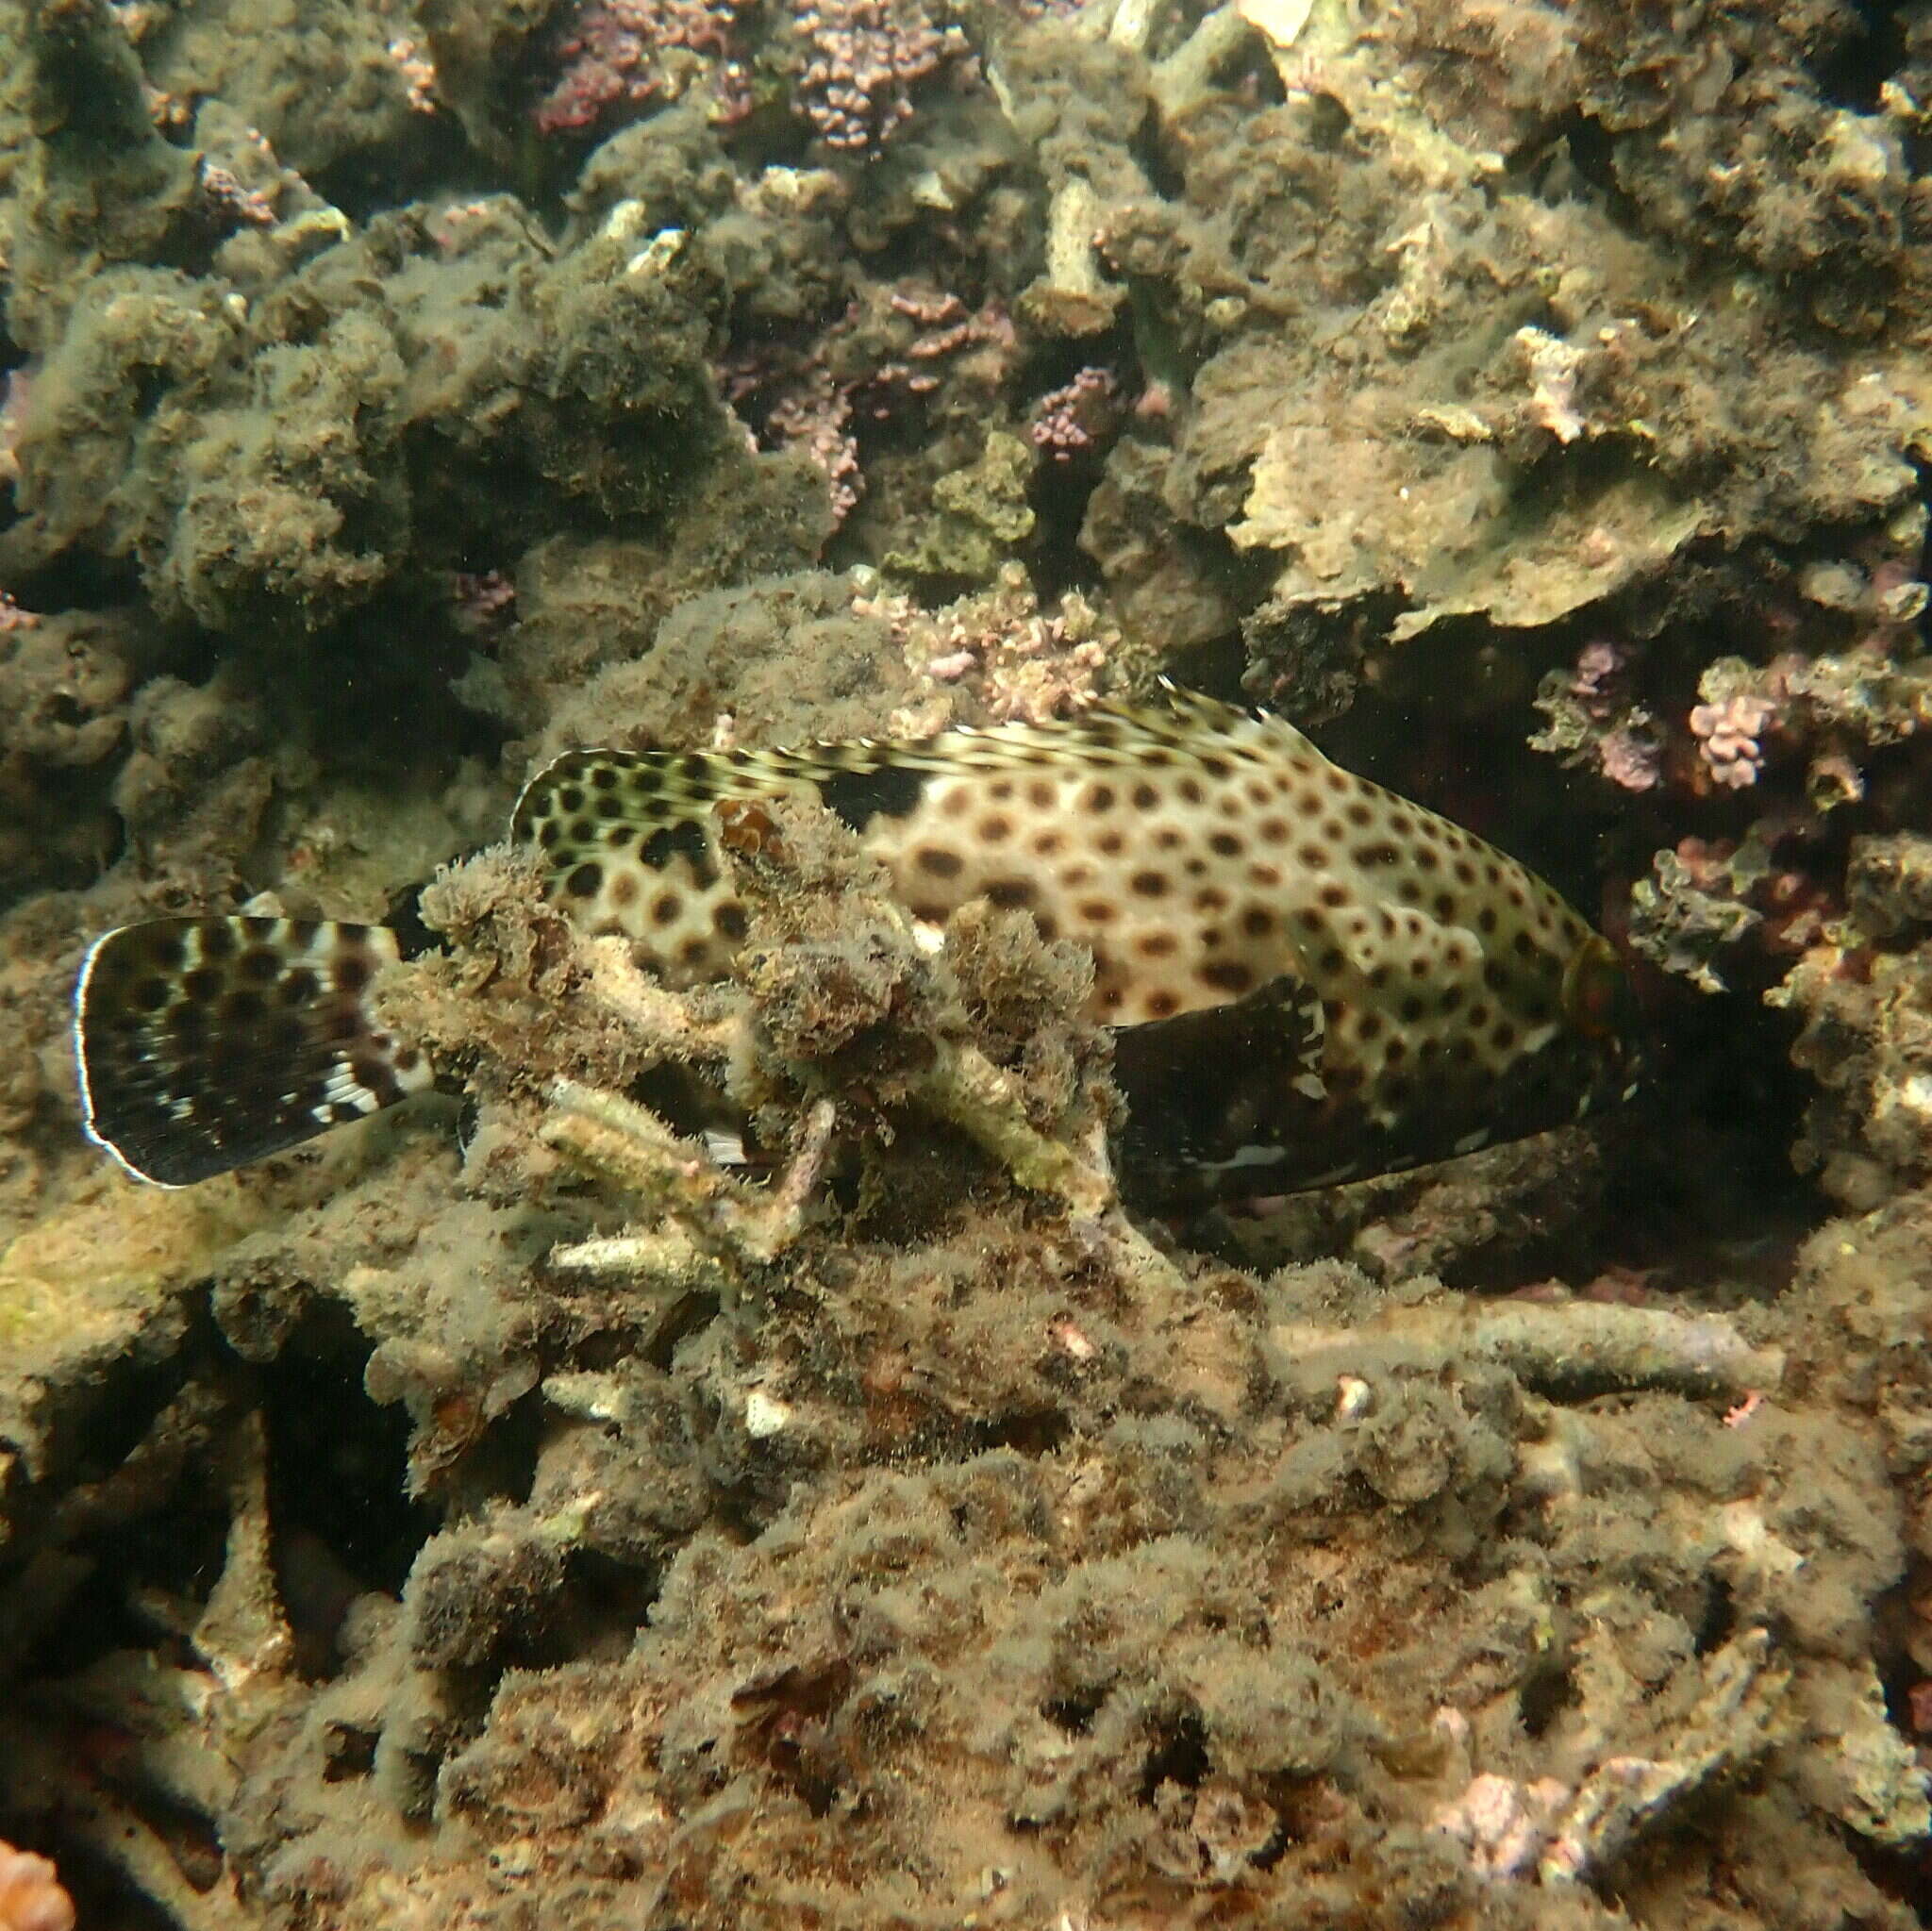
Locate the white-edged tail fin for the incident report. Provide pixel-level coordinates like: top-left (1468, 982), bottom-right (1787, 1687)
top-left (74, 915), bottom-right (434, 1187)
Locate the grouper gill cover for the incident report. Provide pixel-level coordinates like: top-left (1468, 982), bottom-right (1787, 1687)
top-left (73, 689), bottom-right (1637, 1202)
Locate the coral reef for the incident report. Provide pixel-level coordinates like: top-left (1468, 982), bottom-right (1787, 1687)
top-left (8, 0), bottom-right (1932, 1923)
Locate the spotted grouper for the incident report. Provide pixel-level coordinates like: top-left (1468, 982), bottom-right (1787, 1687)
top-left (73, 689), bottom-right (1639, 1202)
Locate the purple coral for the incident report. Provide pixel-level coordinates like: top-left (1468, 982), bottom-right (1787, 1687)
top-left (535, 0), bottom-right (746, 135)
top-left (1028, 368), bottom-right (1119, 462)
top-left (1597, 726), bottom-right (1660, 792)
top-left (1570, 638), bottom-right (1624, 703)
top-left (793, 0), bottom-right (972, 154)
top-left (765, 371), bottom-right (863, 526)
top-left (1690, 692), bottom-right (1778, 789)
top-left (452, 570), bottom-right (517, 637)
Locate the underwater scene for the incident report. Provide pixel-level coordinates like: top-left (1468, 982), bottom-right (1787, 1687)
top-left (7, 0), bottom-right (1932, 1923)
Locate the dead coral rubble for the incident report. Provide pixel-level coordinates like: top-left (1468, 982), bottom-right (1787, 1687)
top-left (4, 812), bottom-right (1931, 1929)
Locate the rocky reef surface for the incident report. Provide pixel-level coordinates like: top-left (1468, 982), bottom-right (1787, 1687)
top-left (7, 0), bottom-right (1932, 1923)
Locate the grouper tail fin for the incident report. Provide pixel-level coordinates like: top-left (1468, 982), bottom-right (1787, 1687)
top-left (74, 915), bottom-right (433, 1188)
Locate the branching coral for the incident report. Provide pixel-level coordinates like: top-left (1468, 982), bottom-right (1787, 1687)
top-left (543, 1076), bottom-right (838, 1293)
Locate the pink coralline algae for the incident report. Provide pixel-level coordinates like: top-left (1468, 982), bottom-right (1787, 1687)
top-left (793, 0), bottom-right (973, 154)
top-left (535, 0), bottom-right (747, 135)
top-left (1690, 691), bottom-right (1779, 789)
top-left (1429, 1772), bottom-right (1566, 1881)
top-left (1028, 367), bottom-right (1120, 461)
top-left (0, 594), bottom-right (39, 635)
top-left (1597, 726), bottom-right (1660, 792)
top-left (1570, 638), bottom-right (1623, 701)
top-left (196, 158), bottom-right (276, 229)
top-left (765, 370), bottom-right (863, 526)
top-left (452, 570), bottom-right (517, 637)
top-left (1531, 638), bottom-right (1660, 792)
top-left (848, 290), bottom-right (1016, 418)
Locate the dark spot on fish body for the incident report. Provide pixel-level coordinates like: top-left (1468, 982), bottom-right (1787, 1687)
top-left (645, 818), bottom-right (714, 873)
top-left (820, 762), bottom-right (927, 826)
top-left (1201, 960), bottom-right (1254, 994)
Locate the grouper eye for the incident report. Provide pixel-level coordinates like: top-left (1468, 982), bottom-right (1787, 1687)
top-left (1562, 934), bottom-right (1634, 1042)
